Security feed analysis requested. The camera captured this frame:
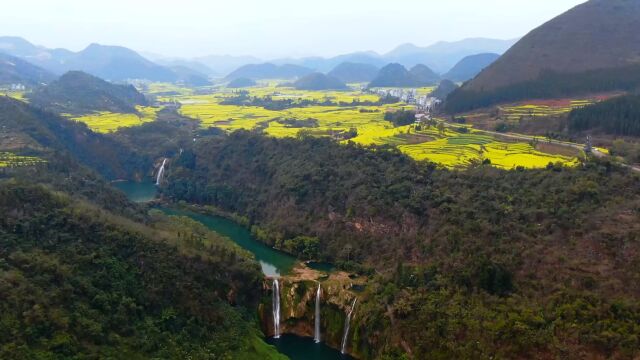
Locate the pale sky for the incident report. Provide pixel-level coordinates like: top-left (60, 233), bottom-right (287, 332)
top-left (1, 0), bottom-right (588, 59)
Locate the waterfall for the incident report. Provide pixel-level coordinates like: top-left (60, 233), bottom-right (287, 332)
top-left (272, 278), bottom-right (281, 338)
top-left (155, 158), bottom-right (167, 186)
top-left (314, 283), bottom-right (321, 343)
top-left (341, 298), bottom-right (357, 354)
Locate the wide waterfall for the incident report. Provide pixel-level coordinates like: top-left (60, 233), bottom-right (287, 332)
top-left (341, 298), bottom-right (357, 354)
top-left (272, 278), bottom-right (281, 338)
top-left (155, 158), bottom-right (167, 186)
top-left (314, 283), bottom-right (321, 343)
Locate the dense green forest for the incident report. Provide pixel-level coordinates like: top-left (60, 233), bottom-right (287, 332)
top-left (162, 131), bottom-right (640, 357)
top-left (384, 109), bottom-right (416, 127)
top-left (568, 94), bottom-right (640, 135)
top-left (0, 176), bottom-right (285, 359)
top-left (445, 65), bottom-right (640, 113)
top-left (610, 139), bottom-right (640, 165)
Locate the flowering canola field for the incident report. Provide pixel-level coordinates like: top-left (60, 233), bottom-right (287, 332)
top-left (171, 84), bottom-right (577, 169)
top-left (69, 106), bottom-right (161, 133)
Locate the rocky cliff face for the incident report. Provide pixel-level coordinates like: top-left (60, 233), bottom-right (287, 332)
top-left (260, 278), bottom-right (362, 356)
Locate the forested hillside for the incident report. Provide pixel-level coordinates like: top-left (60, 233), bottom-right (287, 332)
top-left (162, 131), bottom-right (640, 357)
top-left (569, 94), bottom-right (640, 135)
top-left (0, 96), bottom-right (142, 179)
top-left (28, 71), bottom-right (148, 115)
top-left (447, 0), bottom-right (640, 112)
top-left (0, 179), bottom-right (285, 359)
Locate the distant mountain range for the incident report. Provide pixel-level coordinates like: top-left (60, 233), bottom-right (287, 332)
top-left (225, 63), bottom-right (313, 80)
top-left (156, 37), bottom-right (517, 77)
top-left (327, 62), bottom-right (380, 83)
top-left (293, 73), bottom-right (347, 91)
top-left (443, 53), bottom-right (500, 82)
top-left (382, 38), bottom-right (516, 74)
top-left (369, 63), bottom-right (440, 88)
top-left (447, 0), bottom-right (640, 112)
top-left (0, 52), bottom-right (55, 86)
top-left (0, 36), bottom-right (516, 84)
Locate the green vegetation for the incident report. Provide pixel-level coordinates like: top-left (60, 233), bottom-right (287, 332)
top-left (28, 71), bottom-right (148, 115)
top-left (497, 99), bottom-right (596, 123)
top-left (169, 84), bottom-right (576, 169)
top-left (69, 105), bottom-right (160, 133)
top-left (569, 94), bottom-right (640, 135)
top-left (610, 139), bottom-right (640, 164)
top-left (0, 152), bottom-right (46, 167)
top-left (0, 96), bottom-right (143, 179)
top-left (162, 131), bottom-right (640, 358)
top-left (430, 79), bottom-right (458, 100)
top-left (0, 180), bottom-right (284, 359)
top-left (446, 65), bottom-right (640, 113)
top-left (384, 109), bottom-right (416, 127)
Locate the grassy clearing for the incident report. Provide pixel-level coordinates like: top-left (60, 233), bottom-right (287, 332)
top-left (0, 152), bottom-right (46, 167)
top-left (165, 83), bottom-right (579, 169)
top-left (69, 106), bottom-right (161, 133)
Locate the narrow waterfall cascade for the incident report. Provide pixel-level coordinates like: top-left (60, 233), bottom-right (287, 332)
top-left (314, 283), bottom-right (322, 343)
top-left (272, 278), bottom-right (281, 338)
top-left (155, 158), bottom-right (167, 186)
top-left (341, 298), bottom-right (357, 354)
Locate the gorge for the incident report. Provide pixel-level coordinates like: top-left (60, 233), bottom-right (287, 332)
top-left (115, 181), bottom-right (359, 359)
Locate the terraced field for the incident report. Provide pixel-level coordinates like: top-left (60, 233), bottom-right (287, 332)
top-left (0, 152), bottom-right (46, 167)
top-left (69, 106), bottom-right (161, 133)
top-left (499, 100), bottom-right (595, 122)
top-left (399, 133), bottom-right (577, 169)
top-left (162, 83), bottom-right (580, 169)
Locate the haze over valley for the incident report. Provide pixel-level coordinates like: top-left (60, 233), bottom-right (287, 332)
top-left (2, 1), bottom-right (640, 359)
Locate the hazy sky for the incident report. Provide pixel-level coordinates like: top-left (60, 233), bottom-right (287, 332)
top-left (2, 0), bottom-right (587, 59)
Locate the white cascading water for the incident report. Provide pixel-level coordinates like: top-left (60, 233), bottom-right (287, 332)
top-left (341, 298), bottom-right (357, 354)
top-left (155, 158), bottom-right (167, 186)
top-left (272, 278), bottom-right (281, 338)
top-left (314, 283), bottom-right (321, 343)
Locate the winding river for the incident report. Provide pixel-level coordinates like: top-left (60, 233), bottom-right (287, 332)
top-left (115, 181), bottom-right (351, 360)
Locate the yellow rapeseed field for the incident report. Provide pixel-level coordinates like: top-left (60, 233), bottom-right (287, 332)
top-left (168, 83), bottom-right (579, 169)
top-left (70, 106), bottom-right (161, 133)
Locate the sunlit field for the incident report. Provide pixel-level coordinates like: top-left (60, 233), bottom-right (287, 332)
top-left (498, 98), bottom-right (599, 122)
top-left (152, 82), bottom-right (580, 169)
top-left (142, 82), bottom-right (195, 96)
top-left (1, 91), bottom-right (27, 101)
top-left (69, 106), bottom-right (161, 133)
top-left (398, 132), bottom-right (577, 169)
top-left (0, 152), bottom-right (46, 167)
